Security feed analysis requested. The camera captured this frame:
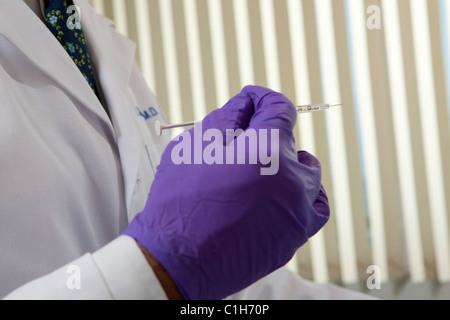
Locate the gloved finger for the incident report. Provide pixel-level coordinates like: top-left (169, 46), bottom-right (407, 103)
top-left (297, 150), bottom-right (321, 169)
top-left (241, 85), bottom-right (297, 132)
top-left (163, 91), bottom-right (255, 164)
top-left (200, 91), bottom-right (254, 144)
top-left (296, 151), bottom-right (330, 236)
top-left (307, 185), bottom-right (330, 237)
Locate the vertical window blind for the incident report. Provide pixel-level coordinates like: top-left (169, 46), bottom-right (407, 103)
top-left (89, 0), bottom-right (450, 291)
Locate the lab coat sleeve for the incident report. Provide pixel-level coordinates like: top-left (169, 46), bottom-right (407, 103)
top-left (3, 236), bottom-right (167, 300)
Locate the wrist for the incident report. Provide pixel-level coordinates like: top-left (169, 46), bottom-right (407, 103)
top-left (137, 242), bottom-right (183, 300)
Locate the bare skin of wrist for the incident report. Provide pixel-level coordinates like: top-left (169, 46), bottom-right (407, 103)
top-left (137, 243), bottom-right (184, 300)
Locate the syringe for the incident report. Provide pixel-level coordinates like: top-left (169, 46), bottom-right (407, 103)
top-left (297, 103), bottom-right (342, 113)
top-left (154, 120), bottom-right (196, 137)
top-left (155, 103), bottom-right (341, 136)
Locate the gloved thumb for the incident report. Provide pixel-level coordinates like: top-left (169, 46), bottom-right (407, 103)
top-left (200, 91), bottom-right (254, 145)
top-left (242, 85), bottom-right (297, 132)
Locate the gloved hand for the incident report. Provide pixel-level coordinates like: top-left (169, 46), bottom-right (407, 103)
top-left (123, 85), bottom-right (330, 300)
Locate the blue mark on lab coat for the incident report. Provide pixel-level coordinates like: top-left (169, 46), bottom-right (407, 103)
top-left (138, 106), bottom-right (159, 120)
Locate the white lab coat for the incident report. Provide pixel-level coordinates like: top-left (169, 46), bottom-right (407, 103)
top-left (0, 0), bottom-right (371, 300)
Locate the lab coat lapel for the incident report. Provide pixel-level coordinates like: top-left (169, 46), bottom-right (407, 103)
top-left (0, 0), bottom-right (113, 133)
top-left (76, 0), bottom-right (144, 216)
top-left (76, 0), bottom-right (136, 97)
top-left (1, 0), bottom-right (143, 217)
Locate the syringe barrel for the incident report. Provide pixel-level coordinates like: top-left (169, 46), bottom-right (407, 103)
top-left (297, 104), bottom-right (328, 113)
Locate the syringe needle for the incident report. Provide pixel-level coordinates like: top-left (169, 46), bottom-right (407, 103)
top-left (156, 103), bottom-right (342, 136)
top-left (297, 103), bottom-right (342, 113)
top-left (155, 120), bottom-right (196, 136)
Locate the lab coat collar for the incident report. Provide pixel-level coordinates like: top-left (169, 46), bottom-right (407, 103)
top-left (75, 0), bottom-right (138, 132)
top-left (75, 0), bottom-right (136, 95)
top-left (1, 0), bottom-right (142, 218)
top-left (0, 0), bottom-right (111, 129)
top-left (0, 0), bottom-right (136, 139)
top-left (75, 0), bottom-right (144, 219)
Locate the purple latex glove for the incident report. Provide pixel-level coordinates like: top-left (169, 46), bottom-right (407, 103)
top-left (123, 86), bottom-right (330, 300)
